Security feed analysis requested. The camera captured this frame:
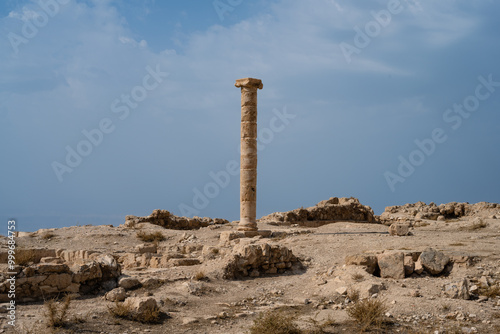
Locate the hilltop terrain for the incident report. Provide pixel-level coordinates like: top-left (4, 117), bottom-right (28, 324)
top-left (1, 198), bottom-right (499, 333)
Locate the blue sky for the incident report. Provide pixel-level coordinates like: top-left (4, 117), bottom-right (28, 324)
top-left (1, 0), bottom-right (499, 233)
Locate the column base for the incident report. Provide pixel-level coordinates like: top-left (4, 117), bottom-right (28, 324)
top-left (220, 230), bottom-right (272, 243)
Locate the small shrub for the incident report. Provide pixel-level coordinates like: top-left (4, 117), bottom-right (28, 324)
top-left (307, 313), bottom-right (336, 334)
top-left (346, 298), bottom-right (388, 332)
top-left (45, 295), bottom-right (72, 328)
top-left (108, 301), bottom-right (161, 324)
top-left (15, 249), bottom-right (36, 266)
top-left (211, 248), bottom-right (219, 255)
top-left (351, 273), bottom-right (364, 282)
top-left (441, 303), bottom-right (451, 312)
top-left (136, 231), bottom-right (165, 242)
top-left (249, 311), bottom-right (303, 334)
top-left (108, 301), bottom-right (132, 319)
top-left (347, 289), bottom-right (360, 302)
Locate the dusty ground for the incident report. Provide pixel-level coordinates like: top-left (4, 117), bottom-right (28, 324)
top-left (2, 216), bottom-right (500, 334)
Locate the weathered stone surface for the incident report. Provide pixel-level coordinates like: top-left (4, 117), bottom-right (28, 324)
top-left (356, 282), bottom-right (386, 299)
top-left (40, 257), bottom-right (64, 264)
top-left (95, 254), bottom-right (121, 279)
top-left (418, 248), bottom-right (450, 275)
top-left (71, 261), bottom-right (102, 283)
top-left (260, 197), bottom-right (377, 224)
top-left (377, 252), bottom-right (405, 279)
top-left (223, 243), bottom-right (299, 279)
top-left (443, 279), bottom-right (470, 300)
top-left (404, 255), bottom-right (415, 277)
top-left (414, 258), bottom-right (424, 274)
top-left (37, 263), bottom-right (70, 274)
top-left (105, 287), bottom-right (127, 302)
top-left (136, 243), bottom-right (157, 254)
top-left (0, 249), bottom-right (56, 264)
top-left (380, 201), bottom-right (499, 224)
top-left (45, 273), bottom-right (72, 289)
top-left (345, 254), bottom-right (378, 275)
top-left (118, 276), bottom-right (141, 290)
top-left (126, 297), bottom-right (158, 316)
top-left (388, 223), bottom-right (410, 236)
top-left (168, 258), bottom-right (201, 267)
top-left (125, 209), bottom-right (229, 230)
top-left (2, 253), bottom-right (120, 302)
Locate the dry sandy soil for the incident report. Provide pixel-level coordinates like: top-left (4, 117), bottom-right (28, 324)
top-left (1, 214), bottom-right (500, 334)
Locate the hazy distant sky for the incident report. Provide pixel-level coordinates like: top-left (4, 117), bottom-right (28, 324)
top-left (1, 0), bottom-right (499, 233)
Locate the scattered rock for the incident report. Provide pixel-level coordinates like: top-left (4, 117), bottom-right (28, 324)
top-left (344, 254), bottom-right (378, 275)
top-left (389, 223), bottom-right (410, 236)
top-left (418, 248), bottom-right (450, 275)
top-left (118, 276), bottom-right (141, 290)
top-left (443, 279), bottom-right (470, 300)
top-left (182, 317), bottom-right (199, 325)
top-left (377, 252), bottom-right (405, 279)
top-left (260, 197), bottom-right (377, 225)
top-left (105, 287), bottom-right (126, 302)
top-left (126, 297), bottom-right (158, 316)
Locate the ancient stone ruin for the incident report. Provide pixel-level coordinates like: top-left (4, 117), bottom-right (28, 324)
top-left (0, 251), bottom-right (120, 303)
top-left (124, 209), bottom-right (229, 230)
top-left (380, 201), bottom-right (499, 224)
top-left (222, 242), bottom-right (301, 279)
top-left (345, 247), bottom-right (476, 280)
top-left (235, 77), bottom-right (263, 232)
top-left (260, 196), bottom-right (377, 226)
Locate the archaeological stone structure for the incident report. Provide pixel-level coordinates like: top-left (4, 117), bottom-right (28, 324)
top-left (235, 78), bottom-right (263, 232)
top-left (124, 209), bottom-right (229, 230)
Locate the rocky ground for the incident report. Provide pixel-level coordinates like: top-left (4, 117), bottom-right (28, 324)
top-left (1, 200), bottom-right (500, 334)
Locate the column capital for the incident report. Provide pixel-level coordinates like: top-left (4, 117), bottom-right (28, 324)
top-left (235, 78), bottom-right (263, 89)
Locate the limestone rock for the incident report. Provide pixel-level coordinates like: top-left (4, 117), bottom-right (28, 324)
top-left (125, 297), bottom-right (158, 316)
top-left (36, 263), bottom-right (70, 274)
top-left (125, 209), bottom-right (229, 230)
top-left (136, 243), bottom-right (157, 254)
top-left (71, 261), bottom-right (102, 283)
top-left (222, 243), bottom-right (299, 279)
top-left (40, 257), bottom-right (64, 264)
top-left (260, 197), bottom-right (377, 224)
top-left (388, 223), bottom-right (410, 236)
top-left (44, 273), bottom-right (72, 289)
top-left (377, 252), bottom-right (405, 279)
top-left (105, 287), bottom-right (127, 302)
top-left (418, 248), bottom-right (450, 275)
top-left (182, 317), bottom-right (199, 325)
top-left (443, 279), bottom-right (470, 300)
top-left (414, 258), bottom-right (424, 274)
top-left (344, 254), bottom-right (378, 275)
top-left (118, 276), bottom-right (141, 290)
top-left (95, 254), bottom-right (121, 279)
top-left (356, 282), bottom-right (386, 299)
top-left (168, 258), bottom-right (201, 267)
top-left (403, 255), bottom-right (415, 277)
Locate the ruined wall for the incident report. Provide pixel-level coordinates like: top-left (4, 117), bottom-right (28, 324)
top-left (260, 197), bottom-right (377, 225)
top-left (380, 201), bottom-right (500, 223)
top-left (0, 254), bottom-right (120, 303)
top-left (222, 243), bottom-right (301, 279)
top-left (125, 209), bottom-right (230, 230)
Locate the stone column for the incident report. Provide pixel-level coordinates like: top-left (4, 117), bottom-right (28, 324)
top-left (235, 78), bottom-right (263, 232)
